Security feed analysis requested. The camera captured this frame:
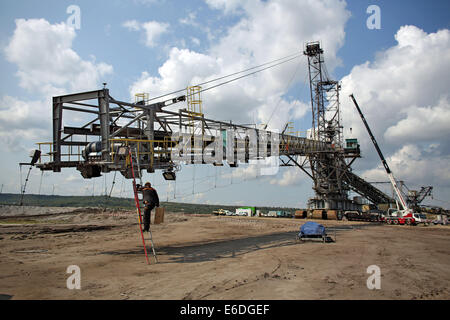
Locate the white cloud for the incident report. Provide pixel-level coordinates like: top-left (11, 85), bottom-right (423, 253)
top-left (221, 164), bottom-right (260, 181)
top-left (0, 96), bottom-right (48, 131)
top-left (362, 145), bottom-right (450, 188)
top-left (270, 167), bottom-right (305, 186)
top-left (219, 161), bottom-right (308, 186)
top-left (130, 47), bottom-right (221, 97)
top-left (340, 25), bottom-right (450, 189)
top-left (191, 37), bottom-right (201, 46)
top-left (205, 0), bottom-right (244, 14)
top-left (385, 96), bottom-right (450, 142)
top-left (187, 192), bottom-right (206, 203)
top-left (123, 20), bottom-right (169, 48)
top-left (257, 99), bottom-right (309, 130)
top-left (130, 0), bottom-right (350, 129)
top-left (123, 20), bottom-right (141, 31)
top-left (142, 21), bottom-right (169, 47)
top-left (4, 19), bottom-right (113, 96)
top-left (179, 12), bottom-right (199, 27)
top-left (0, 96), bottom-right (50, 152)
top-left (1, 18), bottom-right (113, 152)
top-left (65, 174), bottom-right (82, 182)
top-left (133, 0), bottom-right (161, 5)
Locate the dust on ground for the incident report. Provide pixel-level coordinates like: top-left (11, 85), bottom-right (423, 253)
top-left (0, 206), bottom-right (449, 300)
top-left (0, 205), bottom-right (86, 218)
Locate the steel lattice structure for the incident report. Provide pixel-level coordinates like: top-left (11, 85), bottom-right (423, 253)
top-left (300, 42), bottom-right (358, 210)
top-left (34, 43), bottom-right (394, 210)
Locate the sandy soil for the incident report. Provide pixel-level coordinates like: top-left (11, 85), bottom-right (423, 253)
top-left (0, 205), bottom-right (85, 217)
top-left (0, 207), bottom-right (449, 300)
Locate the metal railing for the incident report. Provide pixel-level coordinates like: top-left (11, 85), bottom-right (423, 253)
top-left (110, 137), bottom-right (174, 168)
top-left (36, 141), bottom-right (83, 163)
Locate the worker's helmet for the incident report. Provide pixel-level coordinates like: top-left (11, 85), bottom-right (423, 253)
top-left (145, 182), bottom-right (151, 187)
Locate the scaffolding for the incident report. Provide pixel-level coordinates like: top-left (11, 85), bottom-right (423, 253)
top-left (135, 93), bottom-right (149, 104)
top-left (186, 86), bottom-right (204, 137)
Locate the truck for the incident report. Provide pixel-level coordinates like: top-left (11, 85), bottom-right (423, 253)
top-left (236, 207), bottom-right (256, 217)
top-left (275, 211), bottom-right (293, 218)
top-left (344, 209), bottom-right (428, 225)
top-left (213, 209), bottom-right (225, 215)
top-left (412, 212), bottom-right (429, 224)
top-left (213, 209), bottom-right (234, 216)
top-left (267, 211), bottom-right (278, 217)
top-left (381, 208), bottom-right (417, 225)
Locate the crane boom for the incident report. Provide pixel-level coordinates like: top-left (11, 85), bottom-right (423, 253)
top-left (349, 94), bottom-right (409, 211)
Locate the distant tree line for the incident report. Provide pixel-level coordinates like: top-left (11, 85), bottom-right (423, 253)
top-left (0, 193), bottom-right (297, 215)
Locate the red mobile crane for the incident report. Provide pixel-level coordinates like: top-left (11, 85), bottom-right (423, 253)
top-left (349, 94), bottom-right (422, 225)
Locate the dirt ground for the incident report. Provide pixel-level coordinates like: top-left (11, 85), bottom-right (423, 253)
top-left (0, 206), bottom-right (449, 300)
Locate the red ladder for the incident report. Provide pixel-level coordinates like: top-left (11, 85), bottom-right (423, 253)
top-left (129, 148), bottom-right (157, 264)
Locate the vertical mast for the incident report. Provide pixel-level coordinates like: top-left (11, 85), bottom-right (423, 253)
top-left (304, 42), bottom-right (347, 209)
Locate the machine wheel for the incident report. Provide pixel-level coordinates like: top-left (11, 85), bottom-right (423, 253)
top-left (387, 219), bottom-right (392, 225)
top-left (394, 219), bottom-right (399, 225)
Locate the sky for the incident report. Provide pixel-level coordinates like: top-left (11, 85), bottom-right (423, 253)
top-left (0, 0), bottom-right (449, 209)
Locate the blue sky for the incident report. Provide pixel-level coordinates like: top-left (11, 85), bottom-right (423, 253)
top-left (1, 0), bottom-right (449, 209)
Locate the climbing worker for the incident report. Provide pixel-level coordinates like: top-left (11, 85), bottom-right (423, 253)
top-left (138, 182), bottom-right (160, 232)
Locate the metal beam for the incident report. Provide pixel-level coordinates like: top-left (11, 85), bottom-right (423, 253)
top-left (62, 106), bottom-right (99, 115)
top-left (53, 90), bottom-right (106, 103)
top-left (98, 89), bottom-right (111, 165)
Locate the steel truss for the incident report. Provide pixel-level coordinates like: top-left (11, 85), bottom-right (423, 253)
top-left (35, 45), bottom-right (393, 208)
top-left (38, 88), bottom-right (337, 179)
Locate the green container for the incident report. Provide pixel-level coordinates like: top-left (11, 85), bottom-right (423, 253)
top-left (238, 206), bottom-right (256, 214)
top-left (345, 139), bottom-right (358, 149)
